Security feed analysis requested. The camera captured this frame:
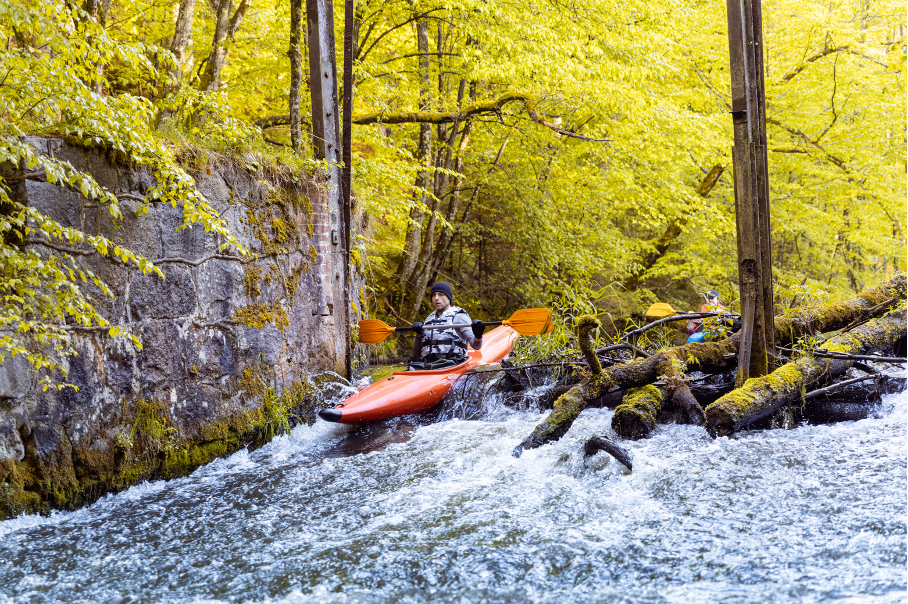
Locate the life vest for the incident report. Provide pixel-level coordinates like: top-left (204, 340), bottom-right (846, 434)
top-left (420, 306), bottom-right (470, 361)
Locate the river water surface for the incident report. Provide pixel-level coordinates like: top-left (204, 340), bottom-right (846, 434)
top-left (1, 377), bottom-right (905, 604)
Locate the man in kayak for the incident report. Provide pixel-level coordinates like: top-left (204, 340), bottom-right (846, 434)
top-left (410, 281), bottom-right (485, 365)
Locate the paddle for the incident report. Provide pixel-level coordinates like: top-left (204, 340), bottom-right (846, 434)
top-left (358, 308), bottom-right (554, 344)
top-left (645, 302), bottom-right (678, 318)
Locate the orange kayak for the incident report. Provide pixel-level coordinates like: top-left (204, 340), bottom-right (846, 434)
top-left (318, 325), bottom-right (518, 424)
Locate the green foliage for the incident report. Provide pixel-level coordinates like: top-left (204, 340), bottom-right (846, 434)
top-left (0, 0), bottom-right (256, 385)
top-left (1, 0), bottom-right (904, 385)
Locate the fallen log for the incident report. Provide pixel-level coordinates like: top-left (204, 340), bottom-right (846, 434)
top-left (704, 308), bottom-right (906, 437)
top-left (583, 436), bottom-right (633, 471)
top-left (611, 385), bottom-right (666, 440)
top-left (513, 274), bottom-right (906, 453)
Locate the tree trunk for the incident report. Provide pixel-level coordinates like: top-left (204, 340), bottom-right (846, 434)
top-left (705, 308), bottom-right (906, 437)
top-left (514, 274), bottom-right (906, 453)
top-left (288, 0), bottom-right (304, 150)
top-left (171, 0), bottom-right (196, 80)
top-left (199, 0), bottom-right (250, 92)
top-left (583, 436), bottom-right (633, 471)
top-left (396, 17), bottom-right (433, 318)
top-left (431, 131), bottom-right (502, 280)
top-left (82, 0), bottom-right (112, 95)
top-left (408, 79), bottom-right (468, 318)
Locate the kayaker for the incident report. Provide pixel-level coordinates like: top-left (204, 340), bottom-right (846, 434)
top-left (410, 281), bottom-right (485, 365)
top-left (686, 289), bottom-right (733, 343)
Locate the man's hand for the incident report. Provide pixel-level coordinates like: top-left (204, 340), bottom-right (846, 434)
top-left (412, 321), bottom-right (424, 335)
top-left (471, 319), bottom-right (486, 340)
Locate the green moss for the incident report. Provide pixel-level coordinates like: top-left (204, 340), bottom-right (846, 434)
top-left (271, 216), bottom-right (290, 244)
top-left (309, 244), bottom-right (318, 264)
top-left (244, 265), bottom-right (262, 299)
top-left (359, 286), bottom-right (367, 313)
top-left (232, 302), bottom-right (289, 330)
top-left (131, 399), bottom-right (176, 452)
top-left (244, 185), bottom-right (312, 257)
top-left (350, 247), bottom-right (363, 271)
top-left (1, 333), bottom-right (323, 520)
top-left (612, 385), bottom-right (663, 440)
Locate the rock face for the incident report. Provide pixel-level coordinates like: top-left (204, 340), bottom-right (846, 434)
top-left (0, 138), bottom-right (364, 518)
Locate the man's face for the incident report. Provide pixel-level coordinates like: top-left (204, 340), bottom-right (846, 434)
top-left (431, 292), bottom-right (450, 311)
top-left (708, 296), bottom-right (720, 307)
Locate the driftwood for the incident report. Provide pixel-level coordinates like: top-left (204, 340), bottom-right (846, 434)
top-left (583, 436), bottom-right (633, 471)
top-left (705, 308), bottom-right (906, 436)
top-left (512, 275), bottom-right (906, 455)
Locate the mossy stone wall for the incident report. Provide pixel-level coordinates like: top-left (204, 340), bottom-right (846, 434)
top-left (0, 138), bottom-right (364, 518)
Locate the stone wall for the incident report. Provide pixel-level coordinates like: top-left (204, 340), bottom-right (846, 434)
top-left (0, 138), bottom-right (363, 518)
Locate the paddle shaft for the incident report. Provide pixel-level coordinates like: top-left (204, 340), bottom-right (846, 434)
top-left (395, 320), bottom-right (504, 333)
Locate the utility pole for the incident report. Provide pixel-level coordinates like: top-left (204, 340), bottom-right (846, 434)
top-left (727, 0), bottom-right (775, 385)
top-left (307, 0), bottom-right (351, 376)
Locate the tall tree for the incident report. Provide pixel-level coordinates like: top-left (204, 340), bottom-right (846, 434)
top-left (395, 16), bottom-right (434, 316)
top-left (287, 0), bottom-right (304, 150)
top-left (199, 0), bottom-right (251, 92)
top-left (170, 0), bottom-right (197, 80)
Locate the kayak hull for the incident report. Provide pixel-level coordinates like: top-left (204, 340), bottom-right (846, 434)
top-left (320, 325), bottom-right (518, 424)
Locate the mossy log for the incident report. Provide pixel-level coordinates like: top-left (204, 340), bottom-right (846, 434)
top-left (612, 385), bottom-right (666, 440)
top-left (705, 309), bottom-right (906, 437)
top-left (515, 275), bottom-right (905, 452)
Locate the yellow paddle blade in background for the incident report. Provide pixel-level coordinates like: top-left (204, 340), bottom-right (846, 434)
top-left (357, 319), bottom-right (397, 344)
top-left (502, 308), bottom-right (554, 335)
top-left (645, 303), bottom-right (677, 318)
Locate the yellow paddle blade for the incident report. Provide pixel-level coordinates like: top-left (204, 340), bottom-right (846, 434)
top-left (502, 308), bottom-right (554, 336)
top-left (645, 303), bottom-right (677, 319)
top-left (357, 319), bottom-right (397, 344)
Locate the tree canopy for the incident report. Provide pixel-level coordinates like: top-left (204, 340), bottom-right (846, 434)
top-left (0, 0), bottom-right (904, 380)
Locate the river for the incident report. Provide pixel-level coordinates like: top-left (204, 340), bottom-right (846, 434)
top-left (1, 374), bottom-right (905, 604)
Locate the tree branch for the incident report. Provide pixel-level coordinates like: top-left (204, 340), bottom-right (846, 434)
top-left (352, 92), bottom-right (610, 141)
top-left (227, 0), bottom-right (251, 38)
top-left (780, 45), bottom-right (848, 82)
top-left (25, 238), bottom-right (94, 256)
top-left (766, 117), bottom-right (849, 172)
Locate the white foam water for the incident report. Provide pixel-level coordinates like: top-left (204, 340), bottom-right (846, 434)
top-left (0, 379), bottom-right (904, 604)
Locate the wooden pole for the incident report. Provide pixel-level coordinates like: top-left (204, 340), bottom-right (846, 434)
top-left (307, 0), bottom-right (351, 375)
top-left (727, 0), bottom-right (774, 380)
top-left (340, 0), bottom-right (354, 379)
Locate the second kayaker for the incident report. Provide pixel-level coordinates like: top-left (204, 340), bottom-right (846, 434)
top-left (410, 281), bottom-right (485, 366)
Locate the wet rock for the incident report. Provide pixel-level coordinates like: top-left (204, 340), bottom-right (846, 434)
top-left (240, 325), bottom-right (284, 366)
top-left (25, 181), bottom-right (84, 230)
top-left (31, 423), bottom-right (61, 462)
top-left (194, 329), bottom-right (235, 378)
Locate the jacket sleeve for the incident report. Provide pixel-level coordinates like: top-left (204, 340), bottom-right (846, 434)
top-left (452, 312), bottom-right (481, 349)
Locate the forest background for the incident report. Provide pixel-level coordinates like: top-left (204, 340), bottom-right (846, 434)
top-left (1, 0), bottom-right (905, 377)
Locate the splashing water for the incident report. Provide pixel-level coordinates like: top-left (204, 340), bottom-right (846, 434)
top-left (0, 371), bottom-right (904, 604)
